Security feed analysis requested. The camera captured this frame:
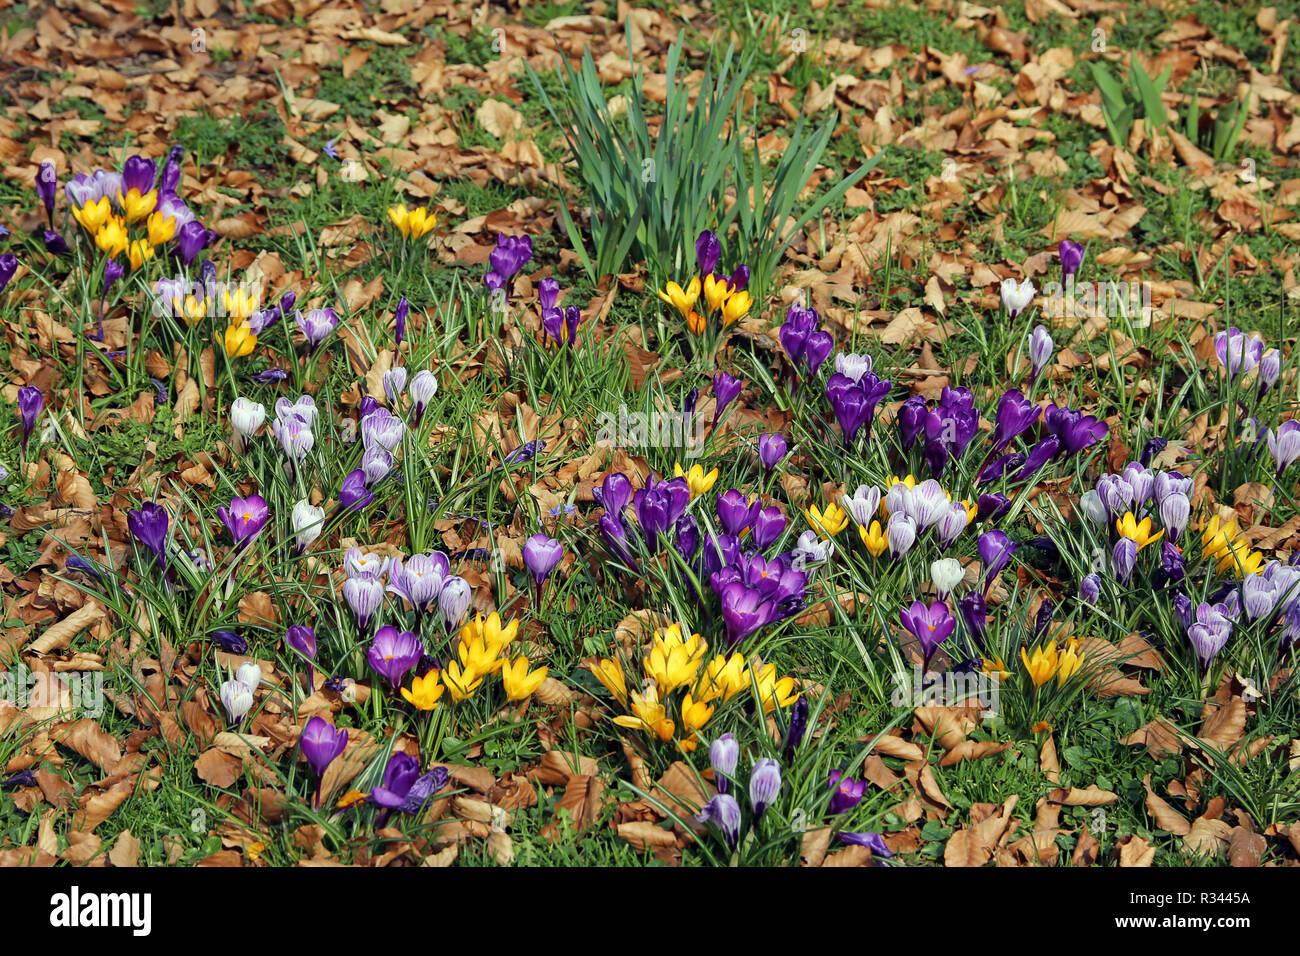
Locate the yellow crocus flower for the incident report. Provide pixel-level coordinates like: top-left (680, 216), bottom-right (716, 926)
top-left (127, 238), bottom-right (154, 271)
top-left (95, 218), bottom-right (129, 258)
top-left (645, 640), bottom-right (704, 696)
top-left (400, 671), bottom-right (444, 710)
top-left (223, 286), bottom-right (260, 324)
top-left (680, 692), bottom-right (714, 736)
top-left (702, 273), bottom-right (730, 312)
top-left (1200, 515), bottom-right (1238, 560)
top-left (589, 657), bottom-right (628, 707)
top-left (1215, 540), bottom-right (1265, 579)
top-left (458, 633), bottom-right (506, 676)
top-left (74, 197), bottom-right (112, 234)
top-left (147, 210), bottom-right (177, 245)
top-left (223, 322), bottom-right (257, 359)
top-left (694, 652), bottom-right (749, 702)
top-left (1020, 642), bottom-right (1059, 688)
top-left (674, 462), bottom-right (719, 499)
top-left (657, 277), bottom-right (701, 320)
top-left (388, 204), bottom-right (437, 239)
top-left (753, 662), bottom-right (799, 713)
top-left (118, 186), bottom-right (157, 222)
top-left (501, 655), bottom-right (548, 702)
top-left (442, 660), bottom-right (483, 702)
top-left (807, 501), bottom-right (848, 538)
top-left (1116, 511), bottom-right (1164, 550)
top-left (459, 612), bottom-right (518, 658)
top-left (1056, 642), bottom-right (1085, 685)
top-left (720, 289), bottom-right (752, 326)
top-left (612, 689), bottom-right (675, 742)
top-left (982, 657), bottom-right (1010, 681)
top-left (858, 521), bottom-right (888, 557)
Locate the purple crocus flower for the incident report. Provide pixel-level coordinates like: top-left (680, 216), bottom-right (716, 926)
top-left (696, 794), bottom-right (742, 848)
top-left (217, 494), bottom-right (269, 547)
top-left (749, 758), bottom-right (781, 818)
top-left (210, 630), bottom-right (247, 654)
top-left (899, 599), bottom-right (955, 670)
top-left (1011, 435), bottom-right (1061, 483)
top-left (127, 502), bottom-right (169, 571)
top-left (594, 471), bottom-right (633, 515)
top-left (1258, 350), bottom-right (1281, 399)
top-left (42, 229), bottom-right (70, 256)
top-left (296, 308), bottom-right (338, 351)
top-left (978, 530), bottom-right (1014, 592)
top-left (394, 296), bottom-right (408, 350)
top-left (1267, 421), bottom-right (1300, 477)
top-left (716, 489), bottom-right (760, 536)
top-left (1214, 327), bottom-right (1264, 380)
top-left (0, 253), bottom-right (19, 294)
top-left (1044, 404), bottom-right (1108, 455)
top-left (675, 513), bottom-right (699, 561)
top-left (1079, 573), bottom-right (1101, 607)
top-left (976, 493), bottom-right (1012, 523)
top-left (484, 233), bottom-right (533, 292)
top-left (339, 468), bottom-right (375, 513)
top-left (368, 625), bottom-right (423, 687)
top-left (728, 266), bottom-right (749, 292)
top-left (175, 220), bottom-right (212, 265)
top-left (696, 230), bottom-right (721, 275)
top-left (632, 475), bottom-right (691, 547)
top-left (709, 734), bottom-right (739, 794)
top-left (543, 304), bottom-right (581, 346)
top-left (840, 831), bottom-right (894, 858)
top-left (299, 715), bottom-right (348, 801)
top-left (828, 771), bottom-right (866, 814)
top-left (752, 507), bottom-right (787, 550)
top-left (1028, 325), bottom-right (1053, 382)
top-left (17, 385), bottom-right (42, 454)
top-left (712, 372), bottom-right (742, 426)
top-left (1112, 538), bottom-right (1137, 583)
top-left (779, 304), bottom-right (818, 367)
top-left (523, 533), bottom-right (563, 584)
top-left (758, 432), bottom-right (787, 471)
top-left (958, 591), bottom-right (987, 651)
top-left (599, 512), bottom-right (635, 565)
top-left (119, 153), bottom-right (157, 198)
top-left (897, 395), bottom-right (928, 449)
top-left (1187, 622), bottom-right (1229, 674)
top-left (158, 144), bottom-right (183, 194)
top-left (784, 696), bottom-right (809, 761)
top-left (371, 752), bottom-right (422, 810)
top-left (1058, 239), bottom-right (1084, 282)
top-left (36, 161), bottom-right (57, 224)
top-left (718, 581), bottom-right (776, 647)
top-left (286, 624), bottom-right (317, 662)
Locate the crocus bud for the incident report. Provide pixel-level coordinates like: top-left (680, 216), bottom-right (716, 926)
top-left (886, 513), bottom-right (916, 559)
top-left (342, 575), bottom-right (385, 632)
top-left (758, 432), bottom-right (787, 472)
top-left (17, 385), bottom-right (43, 454)
top-left (383, 367), bottom-right (407, 405)
top-left (931, 558), bottom-right (963, 599)
top-left (1159, 492), bottom-right (1190, 542)
top-left (696, 794), bottom-right (742, 848)
top-left (230, 397), bottom-right (266, 443)
top-left (291, 499), bottom-right (325, 553)
top-left (236, 661), bottom-right (263, 692)
top-left (1000, 277), bottom-right (1035, 319)
top-left (936, 502), bottom-right (969, 547)
top-left (749, 758), bottom-right (781, 818)
top-left (522, 533), bottom-right (563, 584)
top-left (285, 625), bottom-right (317, 661)
top-left (409, 369), bottom-right (437, 424)
top-left (439, 576), bottom-right (472, 632)
top-left (1079, 573), bottom-right (1101, 607)
top-left (1078, 489), bottom-right (1107, 526)
top-left (1058, 239), bottom-right (1084, 281)
top-left (1033, 599), bottom-right (1054, 641)
top-left (784, 697), bottom-right (809, 761)
top-left (1029, 325), bottom-right (1053, 381)
top-left (709, 734), bottom-right (740, 794)
top-left (958, 591), bottom-right (987, 651)
top-left (36, 161), bottom-right (57, 222)
top-left (1259, 349), bottom-right (1281, 399)
top-left (394, 296), bottom-right (408, 350)
top-left (220, 679), bottom-right (254, 723)
top-left (1112, 538), bottom-right (1138, 583)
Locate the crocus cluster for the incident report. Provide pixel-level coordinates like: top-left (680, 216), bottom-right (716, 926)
top-left (484, 233), bottom-right (533, 296)
top-left (658, 229), bottom-right (752, 335)
top-left (272, 394), bottom-right (317, 475)
top-left (440, 612), bottom-right (546, 704)
top-left (388, 203), bottom-right (437, 241)
top-left (898, 387), bottom-right (978, 478)
top-left (843, 475), bottom-right (974, 563)
top-left (590, 623), bottom-right (799, 752)
top-left (779, 302), bottom-right (834, 384)
top-left (58, 149), bottom-right (213, 272)
top-left (696, 734), bottom-right (785, 849)
top-left (538, 276), bottom-right (582, 347)
top-left (341, 545), bottom-right (472, 638)
top-left (826, 351), bottom-right (892, 447)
